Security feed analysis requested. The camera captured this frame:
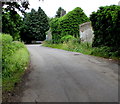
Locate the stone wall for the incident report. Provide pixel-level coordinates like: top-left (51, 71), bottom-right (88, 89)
top-left (118, 1), bottom-right (120, 6)
top-left (79, 22), bottom-right (94, 43)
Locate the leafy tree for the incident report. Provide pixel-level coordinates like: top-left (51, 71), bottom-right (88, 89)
top-left (2, 1), bottom-right (29, 40)
top-left (90, 5), bottom-right (120, 53)
top-left (20, 11), bottom-right (35, 43)
top-left (2, 12), bottom-right (22, 40)
top-left (2, 0), bottom-right (44, 14)
top-left (2, 1), bottom-right (44, 40)
top-left (55, 7), bottom-right (66, 18)
top-left (36, 7), bottom-right (49, 40)
top-left (2, 2), bottom-right (29, 14)
top-left (21, 7), bottom-right (49, 43)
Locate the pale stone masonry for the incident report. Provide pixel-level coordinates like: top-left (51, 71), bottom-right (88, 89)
top-left (79, 22), bottom-right (94, 43)
top-left (118, 1), bottom-right (120, 6)
top-left (46, 29), bottom-right (52, 41)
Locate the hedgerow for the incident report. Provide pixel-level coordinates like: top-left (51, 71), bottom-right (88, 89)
top-left (90, 5), bottom-right (120, 54)
top-left (1, 34), bottom-right (30, 91)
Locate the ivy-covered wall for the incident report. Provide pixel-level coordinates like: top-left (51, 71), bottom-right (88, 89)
top-left (59, 7), bottom-right (89, 38)
top-left (50, 7), bottom-right (89, 43)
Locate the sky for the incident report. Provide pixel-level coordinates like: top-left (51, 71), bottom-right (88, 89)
top-left (26, 0), bottom-right (120, 17)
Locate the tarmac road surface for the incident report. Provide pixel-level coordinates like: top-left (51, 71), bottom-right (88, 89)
top-left (21, 44), bottom-right (118, 102)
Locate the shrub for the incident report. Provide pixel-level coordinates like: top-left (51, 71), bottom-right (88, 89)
top-left (61, 35), bottom-right (76, 42)
top-left (91, 46), bottom-right (111, 58)
top-left (2, 34), bottom-right (13, 45)
top-left (90, 5), bottom-right (120, 53)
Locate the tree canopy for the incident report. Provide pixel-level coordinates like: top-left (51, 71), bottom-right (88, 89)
top-left (90, 5), bottom-right (120, 53)
top-left (20, 7), bottom-right (49, 43)
top-left (2, 1), bottom-right (29, 40)
top-left (2, 1), bottom-right (29, 14)
top-left (2, 11), bottom-right (22, 40)
top-left (55, 7), bottom-right (66, 18)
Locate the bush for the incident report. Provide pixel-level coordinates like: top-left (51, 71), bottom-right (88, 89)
top-left (61, 35), bottom-right (76, 42)
top-left (91, 46), bottom-right (120, 58)
top-left (1, 34), bottom-right (30, 91)
top-left (90, 5), bottom-right (120, 53)
top-left (50, 7), bottom-right (89, 43)
top-left (2, 34), bottom-right (13, 45)
top-left (91, 46), bottom-right (111, 58)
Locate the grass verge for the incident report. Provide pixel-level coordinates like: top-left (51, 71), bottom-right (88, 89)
top-left (2, 48), bottom-right (29, 91)
top-left (43, 40), bottom-right (120, 60)
top-left (1, 34), bottom-right (30, 92)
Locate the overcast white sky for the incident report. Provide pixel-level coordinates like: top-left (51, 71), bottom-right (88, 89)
top-left (26, 0), bottom-right (120, 17)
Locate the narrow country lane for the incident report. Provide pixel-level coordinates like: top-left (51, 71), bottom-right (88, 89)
top-left (21, 45), bottom-right (118, 102)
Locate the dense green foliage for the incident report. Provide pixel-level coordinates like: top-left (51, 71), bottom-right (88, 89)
top-left (61, 35), bottom-right (76, 42)
top-left (2, 34), bottom-right (29, 91)
top-left (50, 7), bottom-right (89, 43)
top-left (55, 7), bottom-right (66, 17)
top-left (2, 12), bottom-right (22, 40)
top-left (50, 18), bottom-right (60, 43)
top-left (20, 7), bottom-right (49, 43)
top-left (2, 1), bottom-right (29, 40)
top-left (46, 5), bottom-right (120, 60)
top-left (59, 7), bottom-right (89, 37)
top-left (91, 46), bottom-right (119, 58)
top-left (90, 5), bottom-right (120, 54)
top-left (2, 2), bottom-right (49, 43)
